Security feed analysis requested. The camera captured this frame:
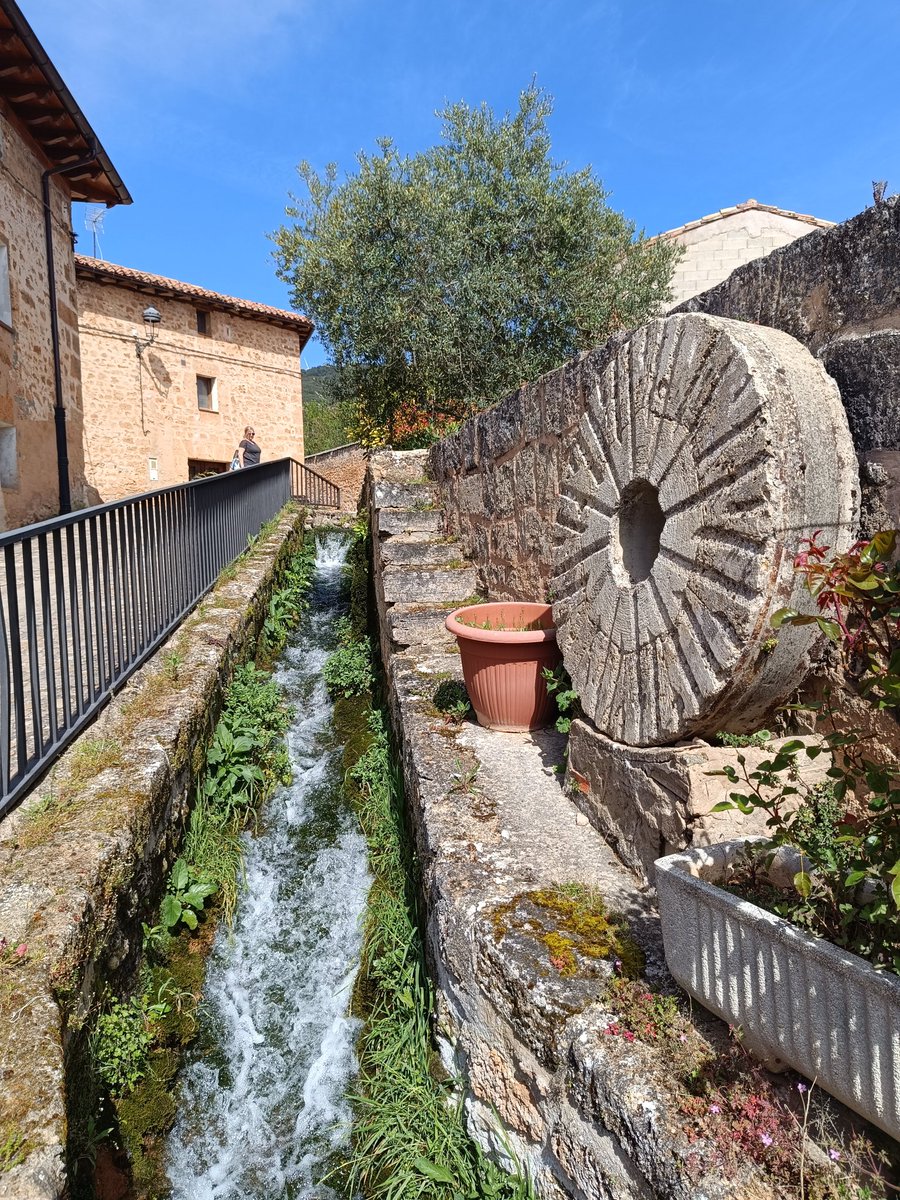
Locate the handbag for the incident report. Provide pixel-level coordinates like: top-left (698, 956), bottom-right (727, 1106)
top-left (229, 450), bottom-right (241, 471)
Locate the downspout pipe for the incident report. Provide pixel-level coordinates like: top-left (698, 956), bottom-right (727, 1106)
top-left (42, 149), bottom-right (99, 515)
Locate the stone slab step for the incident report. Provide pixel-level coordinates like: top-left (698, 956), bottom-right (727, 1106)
top-left (381, 538), bottom-right (462, 568)
top-left (373, 481), bottom-right (436, 510)
top-left (375, 508), bottom-right (444, 536)
top-left (381, 564), bottom-right (478, 605)
top-left (388, 603), bottom-right (460, 649)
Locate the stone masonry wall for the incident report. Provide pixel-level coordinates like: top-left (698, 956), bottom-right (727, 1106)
top-left (304, 444), bottom-right (367, 513)
top-left (0, 99), bottom-right (86, 530)
top-left (429, 199), bottom-right (900, 601)
top-left (77, 277), bottom-right (305, 504)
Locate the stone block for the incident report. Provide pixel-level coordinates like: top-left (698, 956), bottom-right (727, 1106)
top-left (567, 718), bottom-right (830, 882)
top-left (380, 537), bottom-right (462, 567)
top-left (375, 507), bottom-right (443, 536)
top-left (373, 480), bottom-right (435, 509)
top-left (381, 564), bottom-right (478, 605)
top-left (822, 330), bottom-right (900, 453)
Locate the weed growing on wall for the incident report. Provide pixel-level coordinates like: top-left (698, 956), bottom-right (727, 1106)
top-left (342, 708), bottom-right (535, 1200)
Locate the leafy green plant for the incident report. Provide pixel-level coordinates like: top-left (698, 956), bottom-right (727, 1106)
top-left (714, 531), bottom-right (900, 973)
top-left (0, 1127), bottom-right (28, 1173)
top-left (716, 730), bottom-right (772, 749)
top-left (542, 663), bottom-right (578, 735)
top-left (433, 678), bottom-right (471, 723)
top-left (159, 858), bottom-right (217, 932)
top-left (323, 639), bottom-right (373, 698)
top-left (91, 999), bottom-right (154, 1094)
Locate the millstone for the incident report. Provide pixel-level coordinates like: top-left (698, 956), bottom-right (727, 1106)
top-left (551, 313), bottom-right (859, 746)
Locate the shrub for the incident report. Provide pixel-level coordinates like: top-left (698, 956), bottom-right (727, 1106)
top-left (715, 531), bottom-right (900, 972)
top-left (323, 640), bottom-right (373, 699)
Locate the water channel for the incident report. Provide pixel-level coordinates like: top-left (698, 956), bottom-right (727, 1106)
top-left (166, 532), bottom-right (371, 1199)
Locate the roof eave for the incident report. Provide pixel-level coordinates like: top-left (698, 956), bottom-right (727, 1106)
top-left (1, 0), bottom-right (131, 206)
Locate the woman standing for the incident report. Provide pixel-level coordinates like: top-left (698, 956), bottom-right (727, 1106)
top-left (237, 426), bottom-right (261, 468)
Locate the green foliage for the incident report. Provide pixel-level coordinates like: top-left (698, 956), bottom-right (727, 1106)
top-left (715, 531), bottom-right (900, 973)
top-left (0, 1127), bottom-right (28, 1173)
top-left (433, 679), bottom-right (471, 723)
top-left (160, 858), bottom-right (217, 932)
top-left (323, 639), bottom-right (374, 699)
top-left (304, 399), bottom-right (355, 456)
top-left (716, 730), bottom-right (772, 749)
top-left (273, 83), bottom-right (679, 445)
top-left (91, 999), bottom-right (154, 1095)
top-left (343, 708), bottom-right (535, 1200)
top-left (261, 538), bottom-right (318, 657)
top-left (542, 663), bottom-right (578, 735)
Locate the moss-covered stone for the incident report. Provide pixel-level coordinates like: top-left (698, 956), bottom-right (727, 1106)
top-left (491, 882), bottom-right (644, 981)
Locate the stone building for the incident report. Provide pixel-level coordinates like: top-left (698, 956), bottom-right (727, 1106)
top-left (75, 258), bottom-right (314, 503)
top-left (655, 198), bottom-right (833, 306)
top-left (0, 0), bottom-right (130, 531)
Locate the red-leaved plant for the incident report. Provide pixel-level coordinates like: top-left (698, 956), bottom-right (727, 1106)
top-left (713, 531), bottom-right (900, 973)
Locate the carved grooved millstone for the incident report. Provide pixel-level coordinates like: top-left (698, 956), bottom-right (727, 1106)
top-left (551, 313), bottom-right (859, 747)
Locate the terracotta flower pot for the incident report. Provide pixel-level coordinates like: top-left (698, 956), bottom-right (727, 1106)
top-left (445, 602), bottom-right (562, 732)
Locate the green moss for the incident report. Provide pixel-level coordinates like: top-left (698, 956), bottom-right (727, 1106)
top-left (113, 1046), bottom-right (179, 1196)
top-left (0, 1125), bottom-right (30, 1172)
top-left (492, 882), bottom-right (644, 980)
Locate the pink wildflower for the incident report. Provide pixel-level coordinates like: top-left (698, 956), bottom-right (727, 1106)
top-left (709, 1103), bottom-right (721, 1114)
top-left (623, 1030), bottom-right (635, 1042)
top-left (760, 1133), bottom-right (773, 1147)
top-left (828, 1149), bottom-right (841, 1162)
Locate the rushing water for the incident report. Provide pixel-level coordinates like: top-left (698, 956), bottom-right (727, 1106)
top-left (166, 533), bottom-right (371, 1200)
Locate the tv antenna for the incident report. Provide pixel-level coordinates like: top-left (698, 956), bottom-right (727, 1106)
top-left (85, 206), bottom-right (106, 258)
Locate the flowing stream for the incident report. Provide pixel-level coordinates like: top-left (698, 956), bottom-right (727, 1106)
top-left (166, 532), bottom-right (370, 1200)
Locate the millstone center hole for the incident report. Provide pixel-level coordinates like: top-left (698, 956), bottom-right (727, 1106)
top-left (614, 480), bottom-right (665, 585)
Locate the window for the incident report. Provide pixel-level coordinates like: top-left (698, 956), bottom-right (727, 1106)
top-left (188, 458), bottom-right (228, 479)
top-left (196, 375), bottom-right (218, 412)
top-left (196, 309), bottom-right (211, 336)
top-left (0, 243), bottom-right (11, 329)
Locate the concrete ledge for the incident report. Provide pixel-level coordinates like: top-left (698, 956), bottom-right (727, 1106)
top-left (0, 506), bottom-right (306, 1200)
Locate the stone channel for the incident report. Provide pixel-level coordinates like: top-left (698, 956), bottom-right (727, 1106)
top-left (165, 532), bottom-right (370, 1199)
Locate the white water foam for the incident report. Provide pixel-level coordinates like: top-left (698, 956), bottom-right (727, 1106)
top-left (166, 533), bottom-right (371, 1200)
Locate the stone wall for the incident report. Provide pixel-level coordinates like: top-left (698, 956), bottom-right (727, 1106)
top-left (0, 508), bottom-right (304, 1200)
top-left (0, 99), bottom-right (86, 530)
top-left (304, 443), bottom-right (367, 512)
top-left (77, 272), bottom-right (305, 504)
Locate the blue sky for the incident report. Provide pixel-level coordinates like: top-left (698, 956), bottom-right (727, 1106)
top-left (34, 0), bottom-right (899, 367)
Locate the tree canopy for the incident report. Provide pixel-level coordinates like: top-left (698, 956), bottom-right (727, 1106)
top-left (273, 85), bottom-right (680, 446)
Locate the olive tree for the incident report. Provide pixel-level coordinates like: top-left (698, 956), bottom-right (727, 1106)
top-left (273, 85), bottom-right (680, 444)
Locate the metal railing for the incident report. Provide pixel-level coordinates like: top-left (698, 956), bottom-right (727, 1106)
top-left (291, 460), bottom-right (341, 509)
top-left (0, 459), bottom-right (292, 820)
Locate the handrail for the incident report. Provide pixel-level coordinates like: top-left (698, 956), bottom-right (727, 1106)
top-left (290, 459), bottom-right (341, 510)
top-left (0, 459), bottom-right (292, 818)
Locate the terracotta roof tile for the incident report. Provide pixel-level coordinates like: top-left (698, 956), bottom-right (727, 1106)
top-left (74, 255), bottom-right (313, 342)
top-left (648, 199), bottom-right (834, 244)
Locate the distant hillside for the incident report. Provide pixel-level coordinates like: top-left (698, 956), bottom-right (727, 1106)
top-left (301, 364), bottom-right (339, 407)
top-left (301, 365), bottom-right (352, 454)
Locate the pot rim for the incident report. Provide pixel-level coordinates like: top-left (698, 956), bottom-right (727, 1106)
top-left (445, 601), bottom-right (557, 645)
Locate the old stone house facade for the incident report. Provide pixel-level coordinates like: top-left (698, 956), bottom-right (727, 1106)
top-left (656, 198), bottom-right (833, 305)
top-left (0, 0), bottom-right (130, 531)
top-left (75, 258), bottom-right (313, 503)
